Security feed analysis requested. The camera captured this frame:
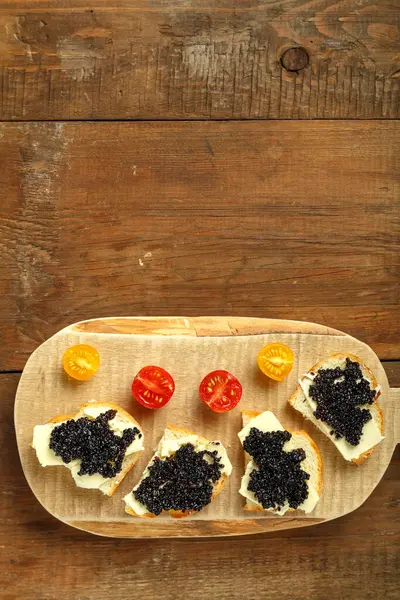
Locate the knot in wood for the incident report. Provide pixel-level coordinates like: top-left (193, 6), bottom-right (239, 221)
top-left (280, 47), bottom-right (309, 72)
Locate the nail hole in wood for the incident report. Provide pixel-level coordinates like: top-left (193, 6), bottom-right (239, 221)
top-left (280, 47), bottom-right (309, 72)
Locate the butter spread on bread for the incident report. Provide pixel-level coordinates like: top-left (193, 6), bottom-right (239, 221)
top-left (289, 353), bottom-right (384, 463)
top-left (124, 425), bottom-right (232, 518)
top-left (32, 401), bottom-right (144, 496)
top-left (238, 411), bottom-right (322, 515)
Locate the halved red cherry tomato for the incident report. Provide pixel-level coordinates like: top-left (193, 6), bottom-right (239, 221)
top-left (199, 370), bottom-right (242, 413)
top-left (132, 366), bottom-right (175, 409)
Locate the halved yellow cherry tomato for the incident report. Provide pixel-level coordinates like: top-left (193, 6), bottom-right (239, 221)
top-left (62, 344), bottom-right (100, 381)
top-left (257, 343), bottom-right (294, 382)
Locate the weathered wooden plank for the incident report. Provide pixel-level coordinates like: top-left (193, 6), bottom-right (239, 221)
top-left (0, 120), bottom-right (399, 370)
top-left (0, 1), bottom-right (399, 120)
top-left (382, 361), bottom-right (400, 388)
top-left (1, 373), bottom-right (399, 599)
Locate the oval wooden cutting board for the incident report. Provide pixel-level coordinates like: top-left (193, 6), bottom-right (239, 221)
top-left (15, 317), bottom-right (399, 538)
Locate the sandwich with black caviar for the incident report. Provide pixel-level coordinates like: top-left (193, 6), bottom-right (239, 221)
top-left (124, 425), bottom-right (232, 518)
top-left (238, 410), bottom-right (322, 515)
top-left (289, 353), bottom-right (384, 463)
top-left (32, 401), bottom-right (144, 496)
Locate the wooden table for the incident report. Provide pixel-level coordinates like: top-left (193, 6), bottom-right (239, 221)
top-left (0, 1), bottom-right (399, 598)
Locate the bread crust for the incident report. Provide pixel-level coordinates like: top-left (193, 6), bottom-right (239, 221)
top-left (45, 401), bottom-right (143, 496)
top-left (240, 410), bottom-right (323, 513)
top-left (288, 353), bottom-right (383, 464)
top-left (165, 424), bottom-right (210, 446)
top-left (352, 401), bottom-right (384, 464)
top-left (297, 429), bottom-right (323, 495)
top-left (125, 425), bottom-right (229, 519)
top-left (241, 409), bottom-right (262, 421)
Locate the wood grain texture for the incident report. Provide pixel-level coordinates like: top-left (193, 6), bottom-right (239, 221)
top-left (70, 316), bottom-right (345, 337)
top-left (0, 0), bottom-right (399, 120)
top-left (17, 316), bottom-right (397, 538)
top-left (0, 120), bottom-right (399, 370)
top-left (2, 373), bottom-right (399, 599)
top-left (383, 361), bottom-right (400, 387)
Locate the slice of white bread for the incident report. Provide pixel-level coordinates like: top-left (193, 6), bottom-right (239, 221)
top-left (288, 353), bottom-right (384, 464)
top-left (31, 401), bottom-right (144, 496)
top-left (239, 410), bottom-right (322, 515)
top-left (124, 425), bottom-right (232, 519)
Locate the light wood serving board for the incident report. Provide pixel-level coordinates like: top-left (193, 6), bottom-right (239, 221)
top-left (15, 317), bottom-right (400, 538)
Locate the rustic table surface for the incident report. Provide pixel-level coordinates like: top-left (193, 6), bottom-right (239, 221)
top-left (0, 1), bottom-right (399, 599)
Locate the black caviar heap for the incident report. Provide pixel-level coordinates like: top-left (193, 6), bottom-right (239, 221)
top-left (309, 358), bottom-right (376, 446)
top-left (133, 444), bottom-right (223, 515)
top-left (50, 410), bottom-right (140, 478)
top-left (244, 428), bottom-right (309, 511)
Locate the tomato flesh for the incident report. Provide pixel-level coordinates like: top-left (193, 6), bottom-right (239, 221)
top-left (199, 370), bottom-right (242, 413)
top-left (257, 343), bottom-right (294, 381)
top-left (62, 344), bottom-right (100, 381)
top-left (132, 366), bottom-right (175, 409)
